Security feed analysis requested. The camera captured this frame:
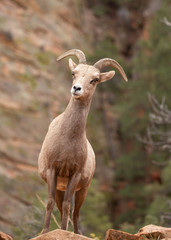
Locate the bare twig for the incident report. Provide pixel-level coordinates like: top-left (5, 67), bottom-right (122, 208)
top-left (36, 194), bottom-right (76, 231)
top-left (138, 94), bottom-right (171, 165)
top-left (36, 194), bottom-right (61, 228)
top-left (161, 17), bottom-right (171, 27)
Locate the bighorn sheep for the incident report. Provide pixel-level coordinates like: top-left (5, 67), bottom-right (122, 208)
top-left (38, 49), bottom-right (128, 234)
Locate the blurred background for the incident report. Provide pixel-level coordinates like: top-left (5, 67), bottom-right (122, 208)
top-left (0, 0), bottom-right (170, 239)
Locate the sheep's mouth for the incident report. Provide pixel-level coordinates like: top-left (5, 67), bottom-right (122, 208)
top-left (71, 90), bottom-right (83, 98)
top-left (72, 92), bottom-right (81, 98)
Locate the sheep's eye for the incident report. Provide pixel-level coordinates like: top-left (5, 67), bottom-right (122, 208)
top-left (90, 78), bottom-right (99, 85)
top-left (72, 71), bottom-right (75, 78)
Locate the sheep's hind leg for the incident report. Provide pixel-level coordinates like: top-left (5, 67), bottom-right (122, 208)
top-left (73, 186), bottom-right (89, 234)
top-left (41, 168), bottom-right (57, 234)
top-left (61, 172), bottom-right (81, 231)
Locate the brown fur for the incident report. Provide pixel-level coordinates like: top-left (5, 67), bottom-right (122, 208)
top-left (38, 50), bottom-right (127, 234)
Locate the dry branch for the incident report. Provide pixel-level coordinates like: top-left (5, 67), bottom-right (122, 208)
top-left (161, 17), bottom-right (171, 27)
top-left (36, 194), bottom-right (60, 229)
top-left (138, 93), bottom-right (171, 165)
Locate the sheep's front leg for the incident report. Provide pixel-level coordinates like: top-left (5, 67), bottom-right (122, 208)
top-left (61, 172), bottom-right (81, 231)
top-left (41, 168), bottom-right (57, 234)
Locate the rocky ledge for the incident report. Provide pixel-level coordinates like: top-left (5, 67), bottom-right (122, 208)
top-left (105, 225), bottom-right (171, 240)
top-left (1, 225), bottom-right (171, 240)
top-left (0, 231), bottom-right (13, 240)
top-left (30, 229), bottom-right (93, 240)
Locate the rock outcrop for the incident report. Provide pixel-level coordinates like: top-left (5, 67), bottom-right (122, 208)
top-left (0, 231), bottom-right (13, 240)
top-left (2, 224), bottom-right (170, 240)
top-left (105, 229), bottom-right (141, 240)
top-left (30, 229), bottom-right (93, 240)
top-left (137, 225), bottom-right (171, 240)
top-left (105, 225), bottom-right (171, 240)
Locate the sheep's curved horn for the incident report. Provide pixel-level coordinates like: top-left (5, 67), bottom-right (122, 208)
top-left (56, 49), bottom-right (86, 64)
top-left (94, 58), bottom-right (128, 82)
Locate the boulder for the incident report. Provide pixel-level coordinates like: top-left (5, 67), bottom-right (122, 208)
top-left (136, 224), bottom-right (171, 239)
top-left (0, 231), bottom-right (13, 240)
top-left (105, 225), bottom-right (171, 240)
top-left (30, 229), bottom-right (93, 240)
top-left (105, 229), bottom-right (141, 240)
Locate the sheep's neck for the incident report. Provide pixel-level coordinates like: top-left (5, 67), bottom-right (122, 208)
top-left (62, 97), bottom-right (91, 139)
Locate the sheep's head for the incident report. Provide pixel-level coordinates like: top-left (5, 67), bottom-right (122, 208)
top-left (57, 49), bottom-right (128, 101)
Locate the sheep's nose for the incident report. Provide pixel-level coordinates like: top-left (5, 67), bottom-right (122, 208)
top-left (73, 84), bottom-right (82, 92)
top-left (71, 84), bottom-right (83, 96)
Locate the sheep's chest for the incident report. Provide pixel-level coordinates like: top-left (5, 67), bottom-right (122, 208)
top-left (49, 138), bottom-right (87, 178)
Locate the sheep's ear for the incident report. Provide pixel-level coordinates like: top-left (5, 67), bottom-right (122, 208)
top-left (69, 58), bottom-right (77, 71)
top-left (99, 70), bottom-right (115, 83)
